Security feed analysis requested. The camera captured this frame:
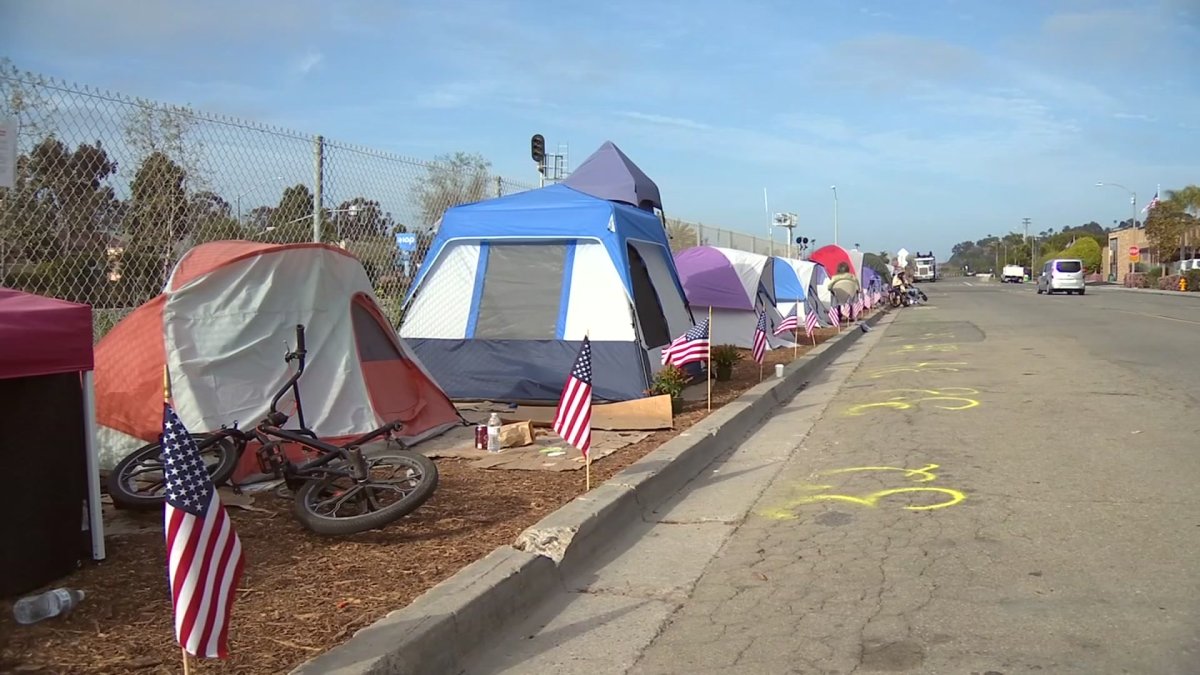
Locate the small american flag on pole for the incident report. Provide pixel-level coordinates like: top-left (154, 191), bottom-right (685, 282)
top-left (804, 307), bottom-right (819, 338)
top-left (553, 337), bottom-right (593, 458)
top-left (751, 310), bottom-right (768, 364)
top-left (163, 403), bottom-right (245, 659)
top-left (662, 318), bottom-right (710, 367)
top-left (828, 305), bottom-right (841, 329)
top-left (774, 305), bottom-right (799, 335)
top-left (853, 294), bottom-right (863, 318)
top-left (1142, 189), bottom-right (1160, 214)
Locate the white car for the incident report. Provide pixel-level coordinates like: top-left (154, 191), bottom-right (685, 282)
top-left (1036, 258), bottom-right (1085, 295)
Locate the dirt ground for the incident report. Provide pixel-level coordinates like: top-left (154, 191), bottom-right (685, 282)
top-left (0, 326), bottom-right (856, 674)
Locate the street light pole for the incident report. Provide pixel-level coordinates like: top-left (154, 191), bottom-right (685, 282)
top-left (830, 185), bottom-right (839, 246)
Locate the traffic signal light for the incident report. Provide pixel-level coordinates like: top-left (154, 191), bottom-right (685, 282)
top-left (531, 134), bottom-right (545, 164)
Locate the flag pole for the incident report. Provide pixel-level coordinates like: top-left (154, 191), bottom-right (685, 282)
top-left (181, 647), bottom-right (191, 675)
top-left (585, 330), bottom-right (591, 492)
top-left (706, 305), bottom-right (712, 412)
top-left (169, 369), bottom-right (190, 675)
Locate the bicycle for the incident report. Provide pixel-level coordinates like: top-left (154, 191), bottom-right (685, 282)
top-left (107, 324), bottom-right (439, 536)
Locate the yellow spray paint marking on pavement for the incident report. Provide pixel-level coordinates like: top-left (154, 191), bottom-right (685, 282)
top-left (758, 463), bottom-right (966, 519)
top-left (866, 362), bottom-right (968, 378)
top-left (891, 343), bottom-right (959, 354)
top-left (914, 332), bottom-right (956, 341)
top-left (845, 387), bottom-right (981, 416)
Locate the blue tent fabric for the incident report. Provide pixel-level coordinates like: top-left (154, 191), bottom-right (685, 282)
top-left (409, 184), bottom-right (680, 302)
top-left (402, 183), bottom-right (691, 403)
top-left (771, 257), bottom-right (806, 303)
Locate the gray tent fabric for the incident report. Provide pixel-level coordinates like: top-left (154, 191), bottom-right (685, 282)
top-left (563, 141), bottom-right (663, 212)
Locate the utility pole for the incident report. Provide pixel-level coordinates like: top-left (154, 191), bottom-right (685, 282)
top-left (1023, 217), bottom-right (1032, 275)
top-left (831, 185), bottom-right (839, 246)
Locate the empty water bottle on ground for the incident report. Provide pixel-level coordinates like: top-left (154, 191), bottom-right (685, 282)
top-left (12, 588), bottom-right (86, 625)
top-left (487, 412), bottom-right (502, 453)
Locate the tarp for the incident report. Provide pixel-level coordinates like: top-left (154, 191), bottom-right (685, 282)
top-left (563, 141), bottom-right (663, 212)
top-left (0, 288), bottom-right (94, 379)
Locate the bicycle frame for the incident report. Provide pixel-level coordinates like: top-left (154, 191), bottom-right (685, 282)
top-left (254, 324), bottom-right (406, 481)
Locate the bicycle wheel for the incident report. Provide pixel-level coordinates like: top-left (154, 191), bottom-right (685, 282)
top-left (107, 433), bottom-right (243, 510)
top-left (292, 451), bottom-right (439, 536)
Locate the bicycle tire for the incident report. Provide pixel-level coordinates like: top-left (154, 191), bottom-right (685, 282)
top-left (292, 451), bottom-right (439, 536)
top-left (107, 433), bottom-right (243, 510)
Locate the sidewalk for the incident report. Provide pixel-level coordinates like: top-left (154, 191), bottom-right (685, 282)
top-left (1089, 285), bottom-right (1200, 299)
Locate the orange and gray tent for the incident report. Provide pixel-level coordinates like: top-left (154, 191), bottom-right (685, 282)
top-left (95, 241), bottom-right (460, 482)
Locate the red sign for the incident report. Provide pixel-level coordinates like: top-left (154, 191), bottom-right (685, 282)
top-left (1128, 245), bottom-right (1139, 257)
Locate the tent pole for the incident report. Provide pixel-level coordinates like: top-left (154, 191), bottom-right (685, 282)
top-left (82, 371), bottom-right (105, 561)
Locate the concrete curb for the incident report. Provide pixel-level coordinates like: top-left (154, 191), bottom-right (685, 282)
top-left (1091, 285), bottom-right (1200, 299)
top-left (292, 310), bottom-right (887, 675)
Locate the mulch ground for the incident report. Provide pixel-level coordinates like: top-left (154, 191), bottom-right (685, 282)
top-left (0, 324), bottom-right (860, 674)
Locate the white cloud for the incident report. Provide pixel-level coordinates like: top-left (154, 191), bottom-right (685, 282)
top-left (414, 81), bottom-right (500, 109)
top-left (618, 111), bottom-right (711, 131)
top-left (293, 52), bottom-right (324, 77)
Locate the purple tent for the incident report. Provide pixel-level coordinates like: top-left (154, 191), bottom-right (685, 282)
top-left (563, 141), bottom-right (662, 212)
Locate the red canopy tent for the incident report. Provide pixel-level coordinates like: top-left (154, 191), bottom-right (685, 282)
top-left (0, 288), bottom-right (105, 594)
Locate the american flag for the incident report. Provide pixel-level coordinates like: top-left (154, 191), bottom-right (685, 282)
top-left (804, 307), bottom-right (819, 337)
top-left (853, 294), bottom-right (864, 318)
top-left (162, 404), bottom-right (244, 659)
top-left (661, 318), bottom-right (710, 367)
top-left (774, 305), bottom-right (799, 335)
top-left (1142, 189), bottom-right (1160, 214)
top-left (751, 310), bottom-right (768, 364)
top-left (553, 337), bottom-right (593, 457)
top-left (828, 304), bottom-right (840, 329)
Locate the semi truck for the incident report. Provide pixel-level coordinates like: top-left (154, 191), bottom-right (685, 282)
top-left (913, 253), bottom-right (937, 282)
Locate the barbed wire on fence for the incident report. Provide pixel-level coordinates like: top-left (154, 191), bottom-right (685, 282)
top-left (1, 61), bottom-right (774, 340)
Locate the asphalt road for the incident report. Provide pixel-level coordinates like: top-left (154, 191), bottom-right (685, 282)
top-left (468, 282), bottom-right (1200, 675)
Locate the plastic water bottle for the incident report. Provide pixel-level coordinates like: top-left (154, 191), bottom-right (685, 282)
top-left (487, 412), bottom-right (502, 453)
top-left (12, 588), bottom-right (86, 625)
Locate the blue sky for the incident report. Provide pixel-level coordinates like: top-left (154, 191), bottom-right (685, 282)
top-left (4, 0), bottom-right (1198, 258)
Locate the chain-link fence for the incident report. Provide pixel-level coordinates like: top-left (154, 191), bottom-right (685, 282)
top-left (0, 63), bottom-right (537, 338)
top-left (1, 63), bottom-right (779, 341)
top-left (664, 218), bottom-right (786, 256)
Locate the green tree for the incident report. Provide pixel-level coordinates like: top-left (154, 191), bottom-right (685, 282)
top-left (1061, 237), bottom-right (1102, 273)
top-left (1145, 196), bottom-right (1197, 264)
top-left (1, 136), bottom-right (121, 304)
top-left (416, 152), bottom-right (492, 227)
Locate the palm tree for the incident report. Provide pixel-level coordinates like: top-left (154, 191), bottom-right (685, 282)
top-left (664, 218), bottom-right (698, 253)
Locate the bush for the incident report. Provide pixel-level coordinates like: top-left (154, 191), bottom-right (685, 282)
top-left (1185, 269), bottom-right (1200, 292)
top-left (1158, 274), bottom-right (1182, 291)
top-left (1124, 272), bottom-right (1148, 288)
top-left (1061, 238), bottom-right (1102, 274)
top-left (710, 344), bottom-right (742, 368)
top-left (649, 365), bottom-right (689, 398)
top-left (1147, 268), bottom-right (1163, 288)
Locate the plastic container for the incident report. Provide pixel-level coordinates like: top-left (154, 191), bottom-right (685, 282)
top-left (12, 588), bottom-right (85, 625)
top-left (486, 413), bottom-right (502, 453)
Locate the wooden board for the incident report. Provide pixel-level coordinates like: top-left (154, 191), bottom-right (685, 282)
top-left (507, 395), bottom-right (673, 431)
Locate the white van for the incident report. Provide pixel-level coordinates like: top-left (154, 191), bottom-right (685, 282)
top-left (1036, 258), bottom-right (1085, 295)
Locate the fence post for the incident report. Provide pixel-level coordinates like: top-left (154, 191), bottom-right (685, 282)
top-left (313, 134), bottom-right (324, 243)
top-left (697, 222), bottom-right (705, 246)
top-left (496, 176), bottom-right (502, 197)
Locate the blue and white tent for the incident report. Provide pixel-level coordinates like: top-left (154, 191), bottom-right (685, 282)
top-left (399, 184), bottom-right (695, 403)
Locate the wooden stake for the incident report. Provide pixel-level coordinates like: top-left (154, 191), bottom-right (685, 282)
top-left (585, 453), bottom-right (590, 491)
top-left (162, 365), bottom-right (171, 404)
top-left (706, 305), bottom-right (712, 412)
top-left (181, 647), bottom-right (191, 675)
top-left (759, 362), bottom-right (763, 382)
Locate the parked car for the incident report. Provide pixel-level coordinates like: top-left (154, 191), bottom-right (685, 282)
top-left (1037, 258), bottom-right (1086, 295)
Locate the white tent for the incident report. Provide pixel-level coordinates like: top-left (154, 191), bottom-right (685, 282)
top-left (673, 246), bottom-right (796, 349)
top-left (94, 241), bottom-right (462, 483)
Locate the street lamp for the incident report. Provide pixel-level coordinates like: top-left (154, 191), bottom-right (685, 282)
top-left (1095, 181), bottom-right (1137, 229)
top-left (830, 185), bottom-right (839, 246)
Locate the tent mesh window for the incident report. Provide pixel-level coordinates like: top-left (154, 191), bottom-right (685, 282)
top-left (475, 243), bottom-right (567, 340)
top-left (626, 244), bottom-right (671, 348)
